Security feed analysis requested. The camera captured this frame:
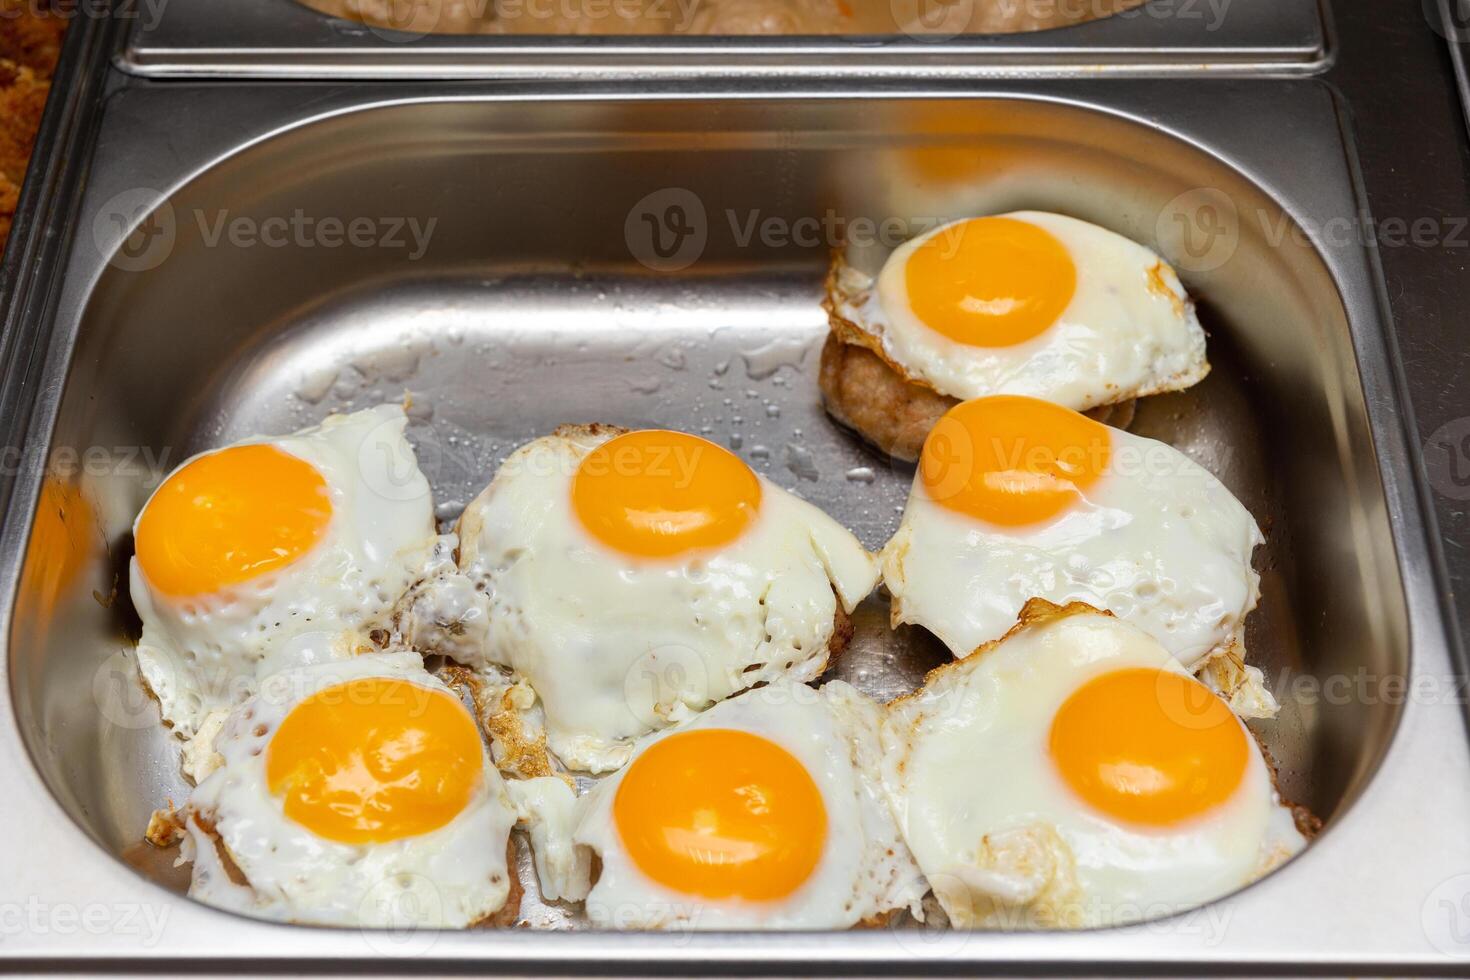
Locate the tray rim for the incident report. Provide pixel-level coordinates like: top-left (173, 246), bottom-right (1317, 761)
top-left (116, 0), bottom-right (1332, 79)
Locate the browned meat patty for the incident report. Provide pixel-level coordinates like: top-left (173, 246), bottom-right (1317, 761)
top-left (818, 333), bottom-right (1135, 462)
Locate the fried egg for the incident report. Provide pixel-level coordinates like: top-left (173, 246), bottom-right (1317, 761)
top-left (824, 211), bottom-right (1209, 409)
top-left (177, 652), bottom-right (518, 927)
top-left (571, 681), bottom-right (924, 929)
top-left (130, 404), bottom-right (444, 743)
top-left (882, 396), bottom-right (1263, 676)
top-left (406, 424), bottom-right (879, 772)
top-left (881, 601), bottom-right (1306, 930)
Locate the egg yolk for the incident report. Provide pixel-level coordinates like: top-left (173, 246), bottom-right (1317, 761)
top-left (613, 728), bottom-right (828, 902)
top-left (920, 395), bottom-right (1111, 526)
top-left (571, 430), bottom-right (761, 560)
top-left (1049, 667), bottom-right (1249, 827)
top-left (904, 216), bottom-right (1076, 347)
top-left (135, 444), bottom-right (331, 597)
top-left (266, 678), bottom-right (484, 845)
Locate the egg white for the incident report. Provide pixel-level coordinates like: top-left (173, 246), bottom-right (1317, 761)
top-left (569, 681), bottom-right (924, 930)
top-left (179, 652), bottom-right (518, 927)
top-left (882, 422), bottom-right (1262, 670)
top-left (827, 211), bottom-right (1209, 408)
top-left (404, 424), bottom-right (879, 772)
top-left (881, 602), bottom-right (1305, 930)
top-left (131, 404), bottom-right (447, 742)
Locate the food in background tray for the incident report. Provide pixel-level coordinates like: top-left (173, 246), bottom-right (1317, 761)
top-left (300, 0), bottom-right (1140, 36)
top-left (0, 0), bottom-right (67, 252)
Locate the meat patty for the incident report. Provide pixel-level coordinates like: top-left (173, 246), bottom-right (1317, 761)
top-left (818, 333), bottom-right (1135, 463)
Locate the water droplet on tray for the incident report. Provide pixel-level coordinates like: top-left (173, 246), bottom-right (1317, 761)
top-left (784, 444), bottom-right (820, 482)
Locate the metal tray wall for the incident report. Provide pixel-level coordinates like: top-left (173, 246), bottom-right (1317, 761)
top-left (0, 80), bottom-right (1462, 971)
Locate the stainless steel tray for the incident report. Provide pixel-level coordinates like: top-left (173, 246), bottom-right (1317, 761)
top-left (0, 63), bottom-right (1464, 972)
top-left (119, 0), bottom-right (1329, 78)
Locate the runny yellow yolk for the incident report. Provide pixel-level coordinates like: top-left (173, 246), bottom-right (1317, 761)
top-left (571, 430), bottom-right (762, 560)
top-left (266, 678), bottom-right (484, 845)
top-left (613, 728), bottom-right (828, 902)
top-left (1049, 667), bottom-right (1249, 827)
top-left (904, 216), bottom-right (1076, 347)
top-left (919, 395), bottom-right (1111, 527)
top-left (135, 444), bottom-right (332, 597)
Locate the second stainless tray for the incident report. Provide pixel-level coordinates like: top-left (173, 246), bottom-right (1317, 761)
top-left (119, 0), bottom-right (1330, 78)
